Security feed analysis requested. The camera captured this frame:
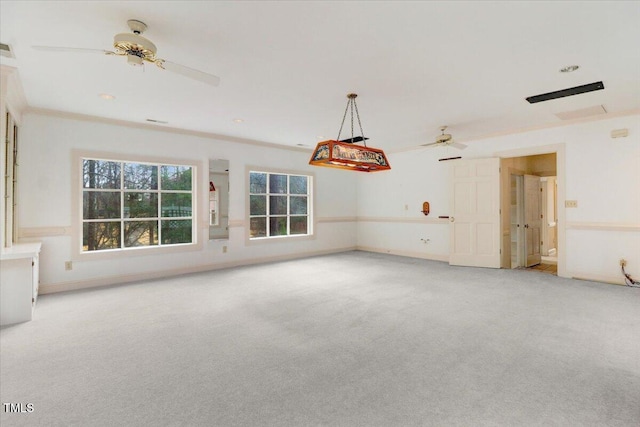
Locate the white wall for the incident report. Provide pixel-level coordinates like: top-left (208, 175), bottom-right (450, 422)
top-left (18, 112), bottom-right (358, 292)
top-left (357, 114), bottom-right (640, 284)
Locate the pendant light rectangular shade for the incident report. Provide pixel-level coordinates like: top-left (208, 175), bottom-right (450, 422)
top-left (309, 140), bottom-right (391, 172)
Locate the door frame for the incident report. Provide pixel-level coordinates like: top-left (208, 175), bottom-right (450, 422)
top-left (495, 144), bottom-right (566, 278)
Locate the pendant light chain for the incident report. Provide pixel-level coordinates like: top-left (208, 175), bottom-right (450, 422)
top-left (335, 93), bottom-right (366, 146)
top-left (353, 98), bottom-right (366, 147)
top-left (336, 99), bottom-right (350, 142)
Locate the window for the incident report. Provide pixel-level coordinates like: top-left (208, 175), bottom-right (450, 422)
top-left (82, 158), bottom-right (194, 252)
top-left (249, 171), bottom-right (312, 239)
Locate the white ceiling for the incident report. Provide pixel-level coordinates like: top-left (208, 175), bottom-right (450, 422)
top-left (1, 1), bottom-right (639, 152)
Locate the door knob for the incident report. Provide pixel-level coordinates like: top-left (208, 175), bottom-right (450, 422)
top-left (450, 217), bottom-right (455, 223)
top-left (524, 224), bottom-right (529, 228)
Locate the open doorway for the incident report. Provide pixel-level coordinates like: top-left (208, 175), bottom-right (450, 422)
top-left (501, 153), bottom-right (558, 274)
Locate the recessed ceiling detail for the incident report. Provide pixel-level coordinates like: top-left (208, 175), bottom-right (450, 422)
top-left (555, 105), bottom-right (607, 121)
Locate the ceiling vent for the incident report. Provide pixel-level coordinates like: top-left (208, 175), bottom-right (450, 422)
top-left (555, 105), bottom-right (607, 121)
top-left (0, 43), bottom-right (15, 58)
top-left (526, 81), bottom-right (604, 104)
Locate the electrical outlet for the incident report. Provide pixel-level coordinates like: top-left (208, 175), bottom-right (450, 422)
top-left (65, 261), bottom-right (73, 271)
top-left (404, 204), bottom-right (408, 211)
top-left (565, 200), bottom-right (578, 208)
top-left (620, 259), bottom-right (627, 267)
top-left (222, 246), bottom-right (227, 253)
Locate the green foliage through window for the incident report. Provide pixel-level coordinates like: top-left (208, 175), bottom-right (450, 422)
top-left (82, 158), bottom-right (194, 252)
top-left (249, 171), bottom-right (311, 239)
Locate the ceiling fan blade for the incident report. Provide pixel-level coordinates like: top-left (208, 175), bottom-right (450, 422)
top-left (450, 142), bottom-right (468, 150)
top-left (32, 45), bottom-right (114, 55)
top-left (420, 142), bottom-right (441, 148)
top-left (157, 59), bottom-right (220, 87)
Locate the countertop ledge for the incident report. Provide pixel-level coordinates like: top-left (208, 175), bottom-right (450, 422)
top-left (1, 242), bottom-right (42, 260)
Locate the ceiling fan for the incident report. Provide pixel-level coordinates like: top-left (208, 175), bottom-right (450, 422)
top-left (421, 126), bottom-right (467, 150)
top-left (32, 19), bottom-right (220, 86)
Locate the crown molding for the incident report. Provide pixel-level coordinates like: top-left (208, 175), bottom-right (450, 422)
top-left (1, 65), bottom-right (28, 124)
top-left (25, 106), bottom-right (311, 153)
top-left (390, 108), bottom-right (640, 154)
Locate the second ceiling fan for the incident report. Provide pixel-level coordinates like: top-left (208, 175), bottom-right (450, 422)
top-left (421, 126), bottom-right (467, 150)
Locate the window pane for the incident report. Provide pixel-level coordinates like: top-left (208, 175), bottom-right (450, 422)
top-left (290, 216), bottom-right (308, 235)
top-left (290, 176), bottom-right (308, 194)
top-left (250, 172), bottom-right (267, 194)
top-left (250, 195), bottom-right (266, 216)
top-left (124, 163), bottom-right (158, 190)
top-left (83, 160), bottom-right (120, 189)
top-left (269, 217), bottom-right (288, 236)
top-left (269, 174), bottom-right (287, 194)
top-left (83, 191), bottom-right (120, 219)
top-left (290, 196), bottom-right (307, 215)
top-left (83, 222), bottom-right (121, 251)
top-left (161, 166), bottom-right (192, 190)
top-left (269, 195), bottom-right (287, 215)
top-left (161, 193), bottom-right (192, 217)
top-left (250, 217), bottom-right (267, 238)
top-left (161, 220), bottom-right (192, 244)
top-left (124, 221), bottom-right (159, 247)
top-left (124, 192), bottom-right (158, 218)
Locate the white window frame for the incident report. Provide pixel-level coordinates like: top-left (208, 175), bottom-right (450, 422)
top-left (246, 166), bottom-right (314, 242)
top-left (72, 150), bottom-right (202, 259)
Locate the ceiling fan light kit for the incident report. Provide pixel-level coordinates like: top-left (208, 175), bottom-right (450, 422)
top-left (113, 21), bottom-right (158, 67)
top-left (309, 93), bottom-right (391, 172)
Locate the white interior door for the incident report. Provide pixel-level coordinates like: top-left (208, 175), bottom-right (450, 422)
top-left (524, 174), bottom-right (542, 267)
top-left (449, 158), bottom-right (501, 268)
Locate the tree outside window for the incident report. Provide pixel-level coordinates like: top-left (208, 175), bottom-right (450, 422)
top-left (82, 158), bottom-right (194, 252)
top-left (249, 171), bottom-right (311, 239)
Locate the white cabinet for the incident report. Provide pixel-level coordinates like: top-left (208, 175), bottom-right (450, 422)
top-left (1, 243), bottom-right (41, 326)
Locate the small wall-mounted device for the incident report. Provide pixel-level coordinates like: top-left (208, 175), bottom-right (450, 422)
top-left (421, 201), bottom-right (430, 216)
top-left (611, 128), bottom-right (629, 138)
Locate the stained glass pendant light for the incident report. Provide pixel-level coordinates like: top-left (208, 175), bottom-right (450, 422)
top-left (309, 93), bottom-right (391, 172)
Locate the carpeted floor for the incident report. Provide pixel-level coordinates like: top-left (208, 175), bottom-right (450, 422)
top-left (1, 251), bottom-right (639, 426)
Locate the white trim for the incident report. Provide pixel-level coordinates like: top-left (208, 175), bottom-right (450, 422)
top-left (318, 216), bottom-right (357, 223)
top-left (357, 216), bottom-right (448, 224)
top-left (357, 245), bottom-right (449, 262)
top-left (245, 165), bottom-right (316, 245)
top-left (495, 143), bottom-right (567, 278)
top-left (1, 65), bottom-right (28, 125)
top-left (565, 222), bottom-right (640, 232)
top-left (38, 246), bottom-right (356, 294)
top-left (71, 150), bottom-right (204, 261)
top-left (28, 107), bottom-right (310, 153)
top-left (388, 109), bottom-right (640, 154)
top-left (19, 227), bottom-right (72, 238)
top-left (570, 273), bottom-right (625, 286)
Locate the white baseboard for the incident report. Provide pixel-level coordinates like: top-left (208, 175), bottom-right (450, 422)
top-left (356, 246), bottom-right (449, 263)
top-left (570, 272), bottom-right (626, 286)
top-left (39, 246), bottom-right (357, 294)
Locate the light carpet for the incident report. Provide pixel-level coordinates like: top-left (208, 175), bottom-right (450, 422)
top-left (1, 251), bottom-right (639, 426)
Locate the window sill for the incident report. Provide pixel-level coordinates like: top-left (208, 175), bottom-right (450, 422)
top-left (73, 241), bottom-right (202, 261)
top-left (246, 233), bottom-right (316, 245)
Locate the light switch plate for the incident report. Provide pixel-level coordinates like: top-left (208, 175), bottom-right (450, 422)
top-left (565, 200), bottom-right (578, 208)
